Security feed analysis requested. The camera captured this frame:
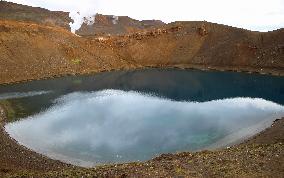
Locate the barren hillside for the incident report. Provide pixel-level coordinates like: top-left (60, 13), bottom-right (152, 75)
top-left (110, 21), bottom-right (284, 70)
top-left (0, 20), bottom-right (283, 84)
top-left (0, 1), bottom-right (283, 84)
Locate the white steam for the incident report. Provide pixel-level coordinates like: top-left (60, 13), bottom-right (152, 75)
top-left (69, 12), bottom-right (96, 33)
top-left (112, 15), bottom-right (119, 25)
top-left (5, 0), bottom-right (100, 33)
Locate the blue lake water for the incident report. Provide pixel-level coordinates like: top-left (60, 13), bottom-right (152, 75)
top-left (1, 69), bottom-right (284, 167)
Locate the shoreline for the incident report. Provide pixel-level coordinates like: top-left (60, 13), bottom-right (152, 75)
top-left (0, 101), bottom-right (283, 177)
top-left (0, 64), bottom-right (283, 86)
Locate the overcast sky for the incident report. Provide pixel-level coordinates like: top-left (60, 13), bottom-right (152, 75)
top-left (6, 0), bottom-right (284, 32)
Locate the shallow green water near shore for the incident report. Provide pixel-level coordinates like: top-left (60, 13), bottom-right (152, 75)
top-left (1, 69), bottom-right (284, 167)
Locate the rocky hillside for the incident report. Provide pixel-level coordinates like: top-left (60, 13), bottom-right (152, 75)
top-left (0, 2), bottom-right (283, 84)
top-left (0, 1), bottom-right (73, 30)
top-left (0, 20), bottom-right (132, 84)
top-left (108, 21), bottom-right (284, 71)
top-left (0, 19), bottom-right (283, 84)
top-left (76, 14), bottom-right (165, 36)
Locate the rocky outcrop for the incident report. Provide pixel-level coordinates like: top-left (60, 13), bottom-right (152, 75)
top-left (198, 23), bottom-right (208, 36)
top-left (76, 14), bottom-right (165, 36)
top-left (0, 1), bottom-right (73, 30)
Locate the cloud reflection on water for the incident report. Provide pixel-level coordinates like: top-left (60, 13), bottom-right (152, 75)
top-left (5, 90), bottom-right (284, 167)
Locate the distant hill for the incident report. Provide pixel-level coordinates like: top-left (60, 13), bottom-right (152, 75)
top-left (76, 14), bottom-right (165, 36)
top-left (0, 1), bottom-right (165, 35)
top-left (0, 1), bottom-right (73, 31)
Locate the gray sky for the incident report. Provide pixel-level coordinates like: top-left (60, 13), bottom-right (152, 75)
top-left (6, 0), bottom-right (284, 32)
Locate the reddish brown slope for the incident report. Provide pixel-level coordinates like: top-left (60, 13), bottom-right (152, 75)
top-left (0, 20), bottom-right (283, 84)
top-left (0, 20), bottom-right (131, 84)
top-left (110, 22), bottom-right (284, 72)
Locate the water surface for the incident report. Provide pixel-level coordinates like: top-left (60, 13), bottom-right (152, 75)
top-left (1, 69), bottom-right (284, 166)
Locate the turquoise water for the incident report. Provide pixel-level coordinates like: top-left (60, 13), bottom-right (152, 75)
top-left (1, 69), bottom-right (284, 167)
